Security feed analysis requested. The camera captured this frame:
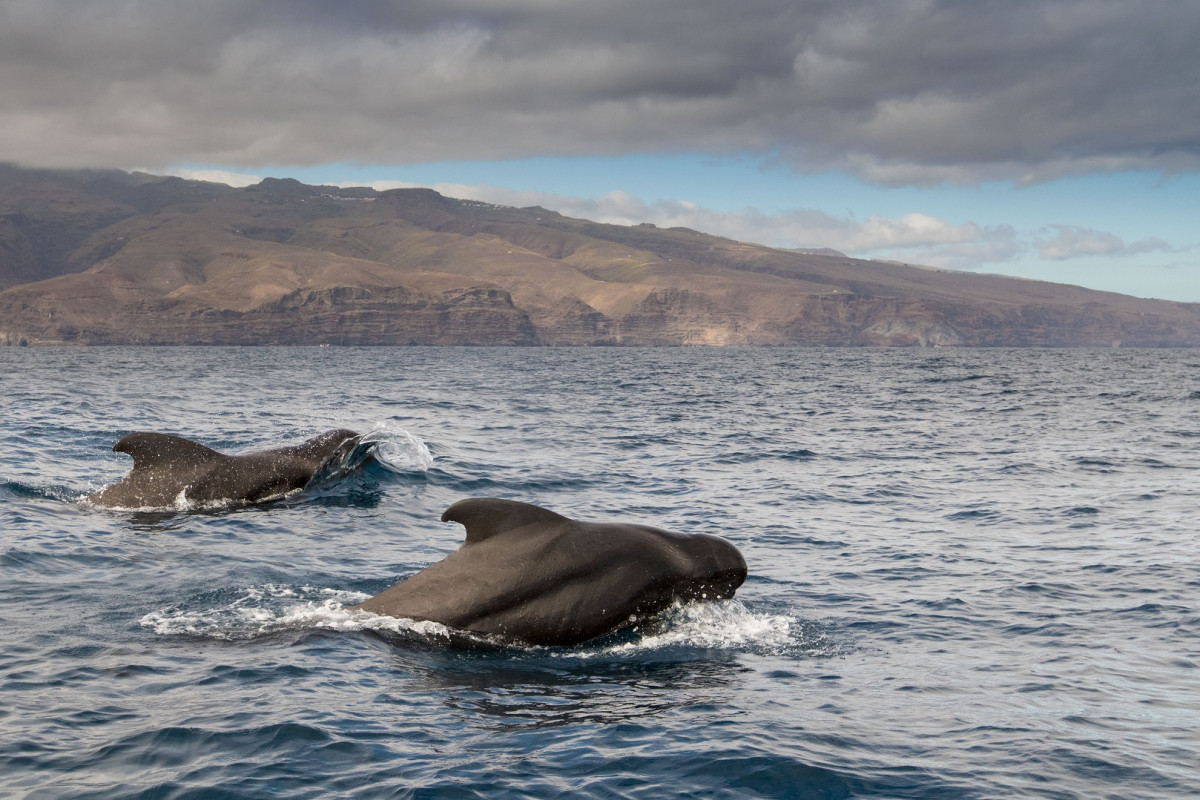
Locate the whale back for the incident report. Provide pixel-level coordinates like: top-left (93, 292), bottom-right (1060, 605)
top-left (357, 498), bottom-right (748, 646)
top-left (114, 432), bottom-right (225, 472)
top-left (87, 432), bottom-right (229, 508)
top-left (89, 429), bottom-right (364, 508)
top-left (281, 429), bottom-right (361, 465)
top-left (441, 497), bottom-right (570, 545)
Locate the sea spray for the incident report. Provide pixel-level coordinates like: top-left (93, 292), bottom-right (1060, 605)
top-left (358, 422), bottom-right (435, 473)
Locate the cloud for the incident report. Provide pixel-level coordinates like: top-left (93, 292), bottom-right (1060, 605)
top-left (164, 168), bottom-right (262, 187)
top-left (160, 170), bottom-right (1166, 273)
top-left (1035, 225), bottom-right (1172, 260)
top-left (393, 181), bottom-right (1020, 269)
top-left (1, 0), bottom-right (1198, 184)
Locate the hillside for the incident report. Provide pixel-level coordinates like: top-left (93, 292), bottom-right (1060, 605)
top-left (2, 165), bottom-right (1197, 346)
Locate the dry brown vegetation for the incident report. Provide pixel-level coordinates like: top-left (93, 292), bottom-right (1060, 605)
top-left (2, 166), bottom-right (1197, 346)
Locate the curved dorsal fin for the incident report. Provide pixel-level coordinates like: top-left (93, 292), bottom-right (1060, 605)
top-left (113, 432), bottom-right (225, 471)
top-left (441, 497), bottom-right (570, 546)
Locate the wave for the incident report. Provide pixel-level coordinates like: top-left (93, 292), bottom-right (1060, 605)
top-left (308, 422), bottom-right (434, 486)
top-left (1, 479), bottom-right (84, 504)
top-left (139, 585), bottom-right (824, 658)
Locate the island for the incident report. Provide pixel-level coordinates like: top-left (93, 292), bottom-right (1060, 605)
top-left (2, 164), bottom-right (1197, 347)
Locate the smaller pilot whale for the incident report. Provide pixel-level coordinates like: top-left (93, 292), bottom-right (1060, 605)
top-left (354, 497), bottom-right (748, 646)
top-left (88, 429), bottom-right (362, 509)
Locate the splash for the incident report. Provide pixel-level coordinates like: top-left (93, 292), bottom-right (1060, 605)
top-left (307, 422), bottom-right (433, 487)
top-left (139, 584), bottom-right (455, 642)
top-left (576, 600), bottom-right (809, 658)
top-left (81, 490), bottom-right (244, 514)
top-left (139, 587), bottom-right (817, 658)
top-left (357, 422), bottom-right (434, 473)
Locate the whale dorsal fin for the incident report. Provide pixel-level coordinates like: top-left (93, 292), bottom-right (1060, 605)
top-left (113, 432), bottom-right (225, 472)
top-left (441, 497), bottom-right (570, 546)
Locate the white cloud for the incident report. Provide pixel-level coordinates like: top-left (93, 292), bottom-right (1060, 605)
top-left (154, 170), bottom-right (1169, 275)
top-left (163, 168), bottom-right (262, 187)
top-left (402, 182), bottom-right (1022, 269)
top-left (1035, 225), bottom-right (1171, 260)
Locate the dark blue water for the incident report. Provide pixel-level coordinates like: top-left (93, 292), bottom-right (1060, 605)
top-left (2, 347), bottom-right (1198, 799)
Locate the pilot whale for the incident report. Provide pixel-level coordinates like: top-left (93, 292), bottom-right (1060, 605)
top-left (354, 497), bottom-right (748, 646)
top-left (88, 429), bottom-right (362, 509)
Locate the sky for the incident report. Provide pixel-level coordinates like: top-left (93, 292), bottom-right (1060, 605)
top-left (2, 0), bottom-right (1198, 301)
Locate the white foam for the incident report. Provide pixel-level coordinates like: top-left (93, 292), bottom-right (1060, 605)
top-left (141, 585), bottom-right (811, 656)
top-left (138, 584), bottom-right (456, 641)
top-left (81, 492), bottom-right (245, 513)
top-left (578, 600), bottom-right (800, 657)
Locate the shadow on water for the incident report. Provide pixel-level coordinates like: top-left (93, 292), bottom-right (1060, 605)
top-left (294, 470), bottom-right (394, 510)
top-left (393, 645), bottom-right (751, 731)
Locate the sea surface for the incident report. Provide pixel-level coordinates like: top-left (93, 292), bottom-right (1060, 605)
top-left (1, 346), bottom-right (1198, 799)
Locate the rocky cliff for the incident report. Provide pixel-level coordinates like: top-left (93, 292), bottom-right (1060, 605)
top-left (2, 165), bottom-right (1197, 347)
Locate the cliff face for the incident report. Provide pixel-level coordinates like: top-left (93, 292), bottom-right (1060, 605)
top-left (2, 165), bottom-right (1198, 347)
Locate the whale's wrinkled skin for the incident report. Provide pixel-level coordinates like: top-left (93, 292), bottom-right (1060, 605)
top-left (88, 429), bottom-right (362, 509)
top-left (355, 497), bottom-right (748, 646)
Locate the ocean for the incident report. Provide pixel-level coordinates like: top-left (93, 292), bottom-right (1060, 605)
top-left (1, 346), bottom-right (1197, 799)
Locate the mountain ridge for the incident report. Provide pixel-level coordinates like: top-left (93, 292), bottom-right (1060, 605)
top-left (2, 165), bottom-right (1197, 347)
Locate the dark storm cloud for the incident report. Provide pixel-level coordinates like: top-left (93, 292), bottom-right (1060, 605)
top-left (2, 0), bottom-right (1197, 183)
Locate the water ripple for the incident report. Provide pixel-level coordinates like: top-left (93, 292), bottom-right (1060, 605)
top-left (2, 346), bottom-right (1199, 799)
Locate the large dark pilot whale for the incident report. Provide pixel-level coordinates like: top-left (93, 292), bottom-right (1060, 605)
top-left (354, 497), bottom-right (748, 646)
top-left (88, 429), bottom-right (362, 508)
